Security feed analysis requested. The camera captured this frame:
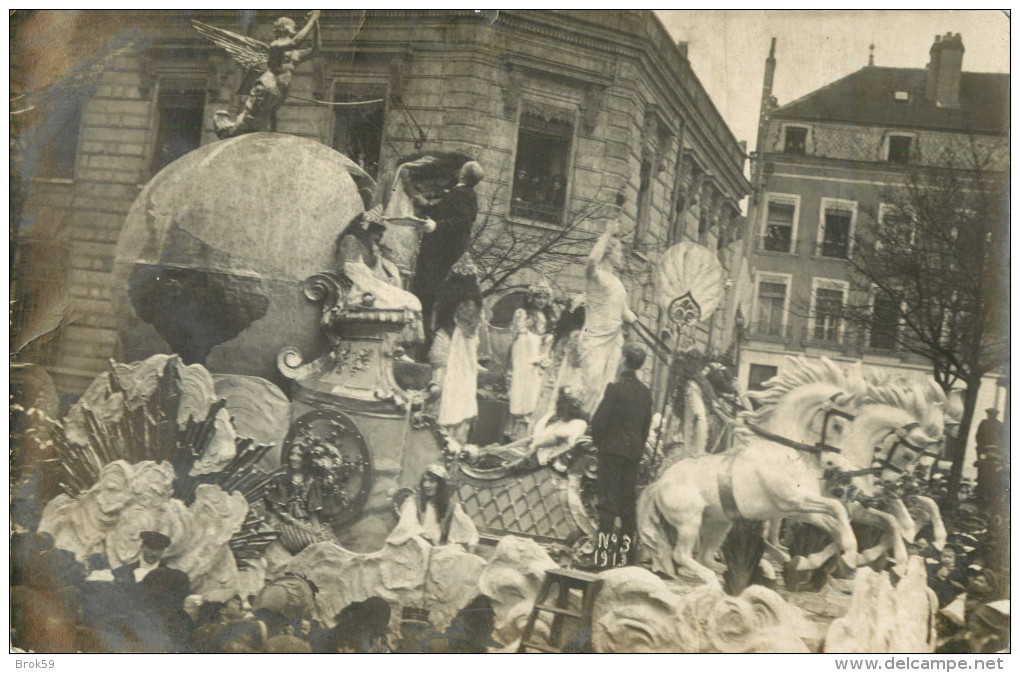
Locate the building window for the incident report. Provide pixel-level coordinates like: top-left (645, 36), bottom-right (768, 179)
top-left (879, 203), bottom-right (917, 247)
top-left (818, 201), bottom-right (856, 258)
top-left (886, 134), bottom-right (912, 164)
top-left (752, 278), bottom-right (788, 338)
top-left (511, 112), bottom-right (572, 225)
top-left (783, 126), bottom-right (808, 155)
top-left (152, 89), bottom-right (204, 175)
top-left (748, 364), bottom-right (778, 393)
top-left (810, 281), bottom-right (847, 344)
top-left (332, 92), bottom-right (385, 179)
top-left (869, 293), bottom-right (900, 350)
top-left (762, 198), bottom-right (796, 253)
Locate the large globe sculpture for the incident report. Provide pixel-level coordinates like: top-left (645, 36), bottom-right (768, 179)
top-left (112, 132), bottom-right (366, 384)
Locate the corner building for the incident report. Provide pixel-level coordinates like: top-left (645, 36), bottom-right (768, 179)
top-left (13, 10), bottom-right (750, 410)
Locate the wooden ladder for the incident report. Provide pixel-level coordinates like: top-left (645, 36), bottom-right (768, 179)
top-left (517, 567), bottom-right (603, 653)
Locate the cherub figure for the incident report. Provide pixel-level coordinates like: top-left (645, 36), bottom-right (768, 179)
top-left (193, 11), bottom-right (321, 139)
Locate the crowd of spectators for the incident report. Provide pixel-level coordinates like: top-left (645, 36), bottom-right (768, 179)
top-left (10, 529), bottom-right (500, 654)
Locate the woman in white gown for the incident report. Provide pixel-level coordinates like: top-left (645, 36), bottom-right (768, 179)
top-left (562, 217), bottom-right (636, 415)
top-left (533, 294), bottom-right (586, 422)
top-left (336, 208), bottom-right (425, 343)
top-left (506, 284), bottom-right (555, 438)
top-left (428, 255), bottom-right (484, 443)
top-left (387, 463), bottom-right (479, 549)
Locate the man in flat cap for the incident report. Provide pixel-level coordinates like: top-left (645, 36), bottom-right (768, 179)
top-left (591, 343), bottom-right (652, 569)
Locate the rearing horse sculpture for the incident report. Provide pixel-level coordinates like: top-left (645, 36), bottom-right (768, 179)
top-left (637, 356), bottom-right (946, 586)
top-left (636, 357), bottom-right (862, 586)
top-left (783, 375), bottom-right (946, 575)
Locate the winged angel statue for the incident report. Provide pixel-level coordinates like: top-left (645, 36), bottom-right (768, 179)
top-left (193, 11), bottom-right (320, 139)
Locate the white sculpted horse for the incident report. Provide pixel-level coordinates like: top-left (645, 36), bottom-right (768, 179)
top-left (749, 364), bottom-right (947, 571)
top-left (637, 357), bottom-right (946, 585)
top-left (637, 357), bottom-right (862, 585)
top-left (787, 374), bottom-right (946, 573)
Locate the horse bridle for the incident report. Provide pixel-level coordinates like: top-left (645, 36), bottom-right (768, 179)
top-left (843, 422), bottom-right (930, 478)
top-left (744, 393), bottom-right (856, 458)
top-left (746, 394), bottom-right (932, 484)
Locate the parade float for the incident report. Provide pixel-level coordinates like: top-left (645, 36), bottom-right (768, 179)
top-left (16, 20), bottom-right (954, 644)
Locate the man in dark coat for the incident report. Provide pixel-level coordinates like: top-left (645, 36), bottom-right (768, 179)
top-left (107, 531), bottom-right (193, 652)
top-left (411, 160), bottom-right (483, 343)
top-left (590, 344), bottom-right (652, 568)
top-left (976, 408), bottom-right (1005, 454)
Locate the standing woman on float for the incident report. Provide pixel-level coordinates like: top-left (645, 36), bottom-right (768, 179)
top-left (564, 195), bottom-right (636, 415)
top-left (506, 283), bottom-right (556, 439)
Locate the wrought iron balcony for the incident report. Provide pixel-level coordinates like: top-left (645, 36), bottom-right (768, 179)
top-left (802, 323), bottom-right (845, 347)
top-left (510, 199), bottom-right (564, 225)
top-left (747, 321), bottom-right (791, 340)
top-left (816, 240), bottom-right (850, 259)
top-left (757, 233), bottom-right (794, 254)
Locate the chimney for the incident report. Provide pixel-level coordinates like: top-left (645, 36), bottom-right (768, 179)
top-left (756, 38), bottom-right (777, 149)
top-left (926, 32), bottom-right (965, 108)
top-left (763, 37), bottom-right (777, 102)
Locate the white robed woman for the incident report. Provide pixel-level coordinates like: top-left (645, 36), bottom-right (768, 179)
top-left (387, 463), bottom-right (479, 550)
top-left (506, 283), bottom-right (556, 438)
top-left (336, 206), bottom-right (425, 343)
top-left (562, 209), bottom-right (636, 415)
top-left (467, 387), bottom-right (590, 473)
top-left (428, 254), bottom-right (485, 443)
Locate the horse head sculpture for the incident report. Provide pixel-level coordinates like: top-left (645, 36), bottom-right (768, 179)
top-left (741, 355), bottom-right (862, 456)
top-left (836, 377), bottom-right (945, 496)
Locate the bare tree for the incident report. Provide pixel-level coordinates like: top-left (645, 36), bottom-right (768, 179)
top-left (471, 187), bottom-right (622, 299)
top-left (840, 139), bottom-right (1008, 507)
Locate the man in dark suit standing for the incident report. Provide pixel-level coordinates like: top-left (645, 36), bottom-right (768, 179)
top-left (411, 160), bottom-right (484, 344)
top-left (591, 344), bottom-right (652, 568)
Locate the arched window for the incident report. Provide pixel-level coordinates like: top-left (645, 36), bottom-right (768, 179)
top-left (489, 291), bottom-right (528, 328)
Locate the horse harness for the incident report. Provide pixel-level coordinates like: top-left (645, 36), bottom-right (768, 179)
top-left (719, 395), bottom-right (932, 517)
top-left (743, 393), bottom-right (856, 459)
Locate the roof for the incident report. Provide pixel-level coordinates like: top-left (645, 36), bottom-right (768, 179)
top-left (773, 66), bottom-right (1008, 135)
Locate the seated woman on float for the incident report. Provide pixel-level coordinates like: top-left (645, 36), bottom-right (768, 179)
top-left (336, 207), bottom-right (424, 313)
top-left (466, 387), bottom-right (590, 472)
top-left (386, 463), bottom-right (479, 551)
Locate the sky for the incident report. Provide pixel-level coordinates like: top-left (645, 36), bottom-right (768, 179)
top-left (655, 10), bottom-right (1010, 154)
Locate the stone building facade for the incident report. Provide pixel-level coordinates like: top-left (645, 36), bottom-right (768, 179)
top-left (13, 10), bottom-right (749, 404)
top-left (743, 34), bottom-right (1008, 462)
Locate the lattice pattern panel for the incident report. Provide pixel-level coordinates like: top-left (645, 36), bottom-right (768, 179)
top-left (457, 471), bottom-right (579, 542)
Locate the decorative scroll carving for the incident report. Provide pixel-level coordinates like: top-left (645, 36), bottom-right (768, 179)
top-left (502, 62), bottom-right (523, 117)
top-left (581, 84), bottom-right (605, 133)
top-left (278, 270), bottom-right (412, 404)
top-left (641, 104), bottom-right (676, 174)
top-left (520, 100), bottom-right (574, 128)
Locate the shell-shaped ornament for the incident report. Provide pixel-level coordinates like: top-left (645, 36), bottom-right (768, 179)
top-left (653, 242), bottom-right (726, 325)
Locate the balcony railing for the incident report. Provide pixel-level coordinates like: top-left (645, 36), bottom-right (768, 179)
top-left (802, 323), bottom-right (845, 347)
top-left (757, 233), bottom-right (794, 254)
top-left (747, 321), bottom-right (791, 340)
top-left (510, 200), bottom-right (564, 225)
top-left (816, 240), bottom-right (850, 259)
